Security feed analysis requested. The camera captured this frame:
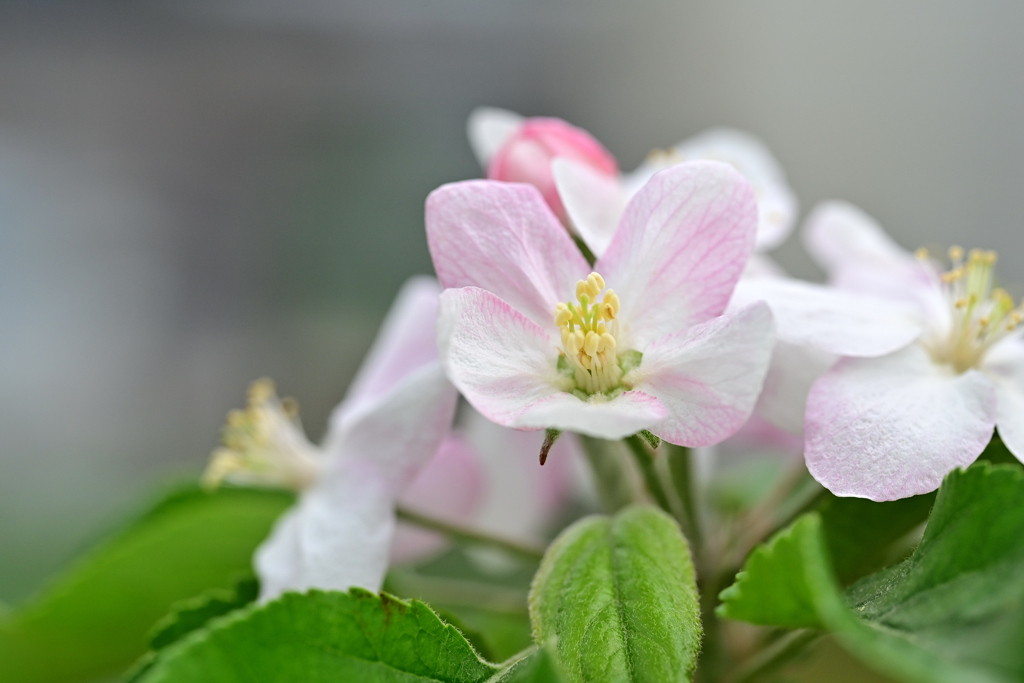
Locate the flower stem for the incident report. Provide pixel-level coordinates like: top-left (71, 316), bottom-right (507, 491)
top-left (665, 444), bottom-right (703, 551)
top-left (725, 630), bottom-right (820, 683)
top-left (395, 506), bottom-right (546, 562)
top-left (578, 435), bottom-right (637, 513)
top-left (623, 434), bottom-right (673, 513)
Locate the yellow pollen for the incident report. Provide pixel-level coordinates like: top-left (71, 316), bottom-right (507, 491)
top-left (202, 378), bottom-right (320, 491)
top-left (555, 271), bottom-right (629, 396)
top-left (924, 245), bottom-right (1023, 373)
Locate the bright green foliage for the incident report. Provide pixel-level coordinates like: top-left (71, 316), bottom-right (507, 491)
top-left (134, 589), bottom-right (502, 683)
top-left (718, 464), bottom-right (1024, 683)
top-left (0, 485), bottom-right (292, 683)
top-left (717, 514), bottom-right (834, 629)
top-left (529, 505), bottom-right (702, 683)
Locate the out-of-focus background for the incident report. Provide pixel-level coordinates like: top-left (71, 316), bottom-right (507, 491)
top-left (1, 0), bottom-right (1021, 628)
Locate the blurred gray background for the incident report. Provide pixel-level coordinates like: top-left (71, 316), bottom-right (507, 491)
top-left (2, 0), bottom-right (1023, 603)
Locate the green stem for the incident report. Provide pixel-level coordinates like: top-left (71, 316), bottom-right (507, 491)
top-left (665, 444), bottom-right (703, 550)
top-left (578, 435), bottom-right (637, 513)
top-left (623, 435), bottom-right (672, 513)
top-left (395, 506), bottom-right (545, 562)
top-left (726, 630), bottom-right (820, 683)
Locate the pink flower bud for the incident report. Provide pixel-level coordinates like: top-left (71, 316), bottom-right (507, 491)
top-left (487, 117), bottom-right (618, 224)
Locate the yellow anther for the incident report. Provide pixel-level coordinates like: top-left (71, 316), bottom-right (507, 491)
top-left (915, 247), bottom-right (930, 261)
top-left (556, 270), bottom-right (626, 395)
top-left (955, 298), bottom-right (967, 309)
top-left (602, 290), bottom-right (620, 318)
top-left (942, 269), bottom-right (964, 283)
top-left (948, 246), bottom-right (964, 262)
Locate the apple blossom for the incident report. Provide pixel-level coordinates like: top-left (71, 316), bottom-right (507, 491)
top-left (427, 161), bottom-right (775, 446)
top-left (203, 277), bottom-right (461, 601)
top-left (467, 107), bottom-right (618, 225)
top-left (782, 202), bottom-right (1024, 501)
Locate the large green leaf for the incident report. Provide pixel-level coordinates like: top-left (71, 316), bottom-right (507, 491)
top-left (718, 463), bottom-right (1024, 683)
top-left (0, 484), bottom-right (292, 683)
top-left (134, 588), bottom-right (502, 682)
top-left (529, 505), bottom-right (702, 683)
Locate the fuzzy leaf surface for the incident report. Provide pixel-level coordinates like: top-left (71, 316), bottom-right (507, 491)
top-left (529, 505), bottom-right (701, 683)
top-left (134, 588), bottom-right (501, 683)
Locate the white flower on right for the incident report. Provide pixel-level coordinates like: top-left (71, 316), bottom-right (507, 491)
top-left (796, 202), bottom-right (1024, 501)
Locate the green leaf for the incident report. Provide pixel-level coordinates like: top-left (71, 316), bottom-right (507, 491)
top-left (149, 577), bottom-right (259, 651)
top-left (719, 463), bottom-right (1024, 683)
top-left (133, 588), bottom-right (502, 682)
top-left (0, 484), bottom-right (292, 683)
top-left (529, 505), bottom-right (702, 683)
top-left (815, 490), bottom-right (934, 584)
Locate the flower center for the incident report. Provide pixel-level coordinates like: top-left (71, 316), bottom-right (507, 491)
top-left (921, 246), bottom-right (1023, 373)
top-left (555, 272), bottom-right (638, 396)
top-left (202, 378), bottom-right (321, 491)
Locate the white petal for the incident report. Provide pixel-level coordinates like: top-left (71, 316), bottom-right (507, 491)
top-left (805, 345), bottom-right (996, 501)
top-left (754, 341), bottom-right (837, 434)
top-left (552, 157), bottom-right (629, 258)
top-left (637, 302), bottom-right (775, 447)
top-left (466, 107), bottom-right (524, 169)
top-left (981, 336), bottom-right (1024, 463)
top-left (255, 458), bottom-right (396, 601)
top-left (512, 390), bottom-right (668, 439)
top-left (325, 363), bottom-right (457, 492)
top-left (338, 276), bottom-right (442, 420)
top-left (731, 277), bottom-right (924, 357)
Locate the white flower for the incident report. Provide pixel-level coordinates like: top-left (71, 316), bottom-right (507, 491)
top-left (204, 277), bottom-right (459, 601)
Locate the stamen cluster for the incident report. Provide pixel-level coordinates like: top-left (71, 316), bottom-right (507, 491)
top-left (921, 246), bottom-right (1024, 372)
top-left (555, 272), bottom-right (623, 395)
top-left (203, 378), bottom-right (321, 491)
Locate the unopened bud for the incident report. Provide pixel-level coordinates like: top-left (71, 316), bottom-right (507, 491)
top-left (487, 117), bottom-right (618, 224)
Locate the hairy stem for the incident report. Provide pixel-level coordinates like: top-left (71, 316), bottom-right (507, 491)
top-left (395, 506), bottom-right (545, 561)
top-left (623, 434), bottom-right (673, 513)
top-left (578, 435), bottom-right (638, 513)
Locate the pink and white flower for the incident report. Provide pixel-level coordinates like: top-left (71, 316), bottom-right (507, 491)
top-left (427, 161), bottom-right (775, 445)
top-left (468, 107), bottom-right (797, 260)
top-left (204, 277), bottom-right (460, 601)
top-left (764, 202), bottom-right (1024, 501)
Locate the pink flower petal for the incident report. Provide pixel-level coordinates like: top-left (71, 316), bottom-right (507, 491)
top-left (255, 457), bottom-right (396, 601)
top-left (324, 363), bottom-right (458, 492)
top-left (391, 433), bottom-right (486, 564)
top-left (672, 128), bottom-right (797, 251)
top-left (466, 107), bottom-right (524, 168)
top-left (981, 336), bottom-right (1024, 463)
top-left (805, 344), bottom-right (996, 501)
top-left (461, 407), bottom-right (577, 543)
top-left (438, 287), bottom-right (562, 427)
top-left (731, 277), bottom-right (924, 357)
top-left (637, 302), bottom-right (775, 447)
top-left (337, 276), bottom-right (443, 422)
top-left (552, 157), bottom-right (629, 257)
top-left (427, 180), bottom-right (591, 328)
top-left (596, 161), bottom-right (758, 347)
top-left (512, 389), bottom-right (668, 439)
